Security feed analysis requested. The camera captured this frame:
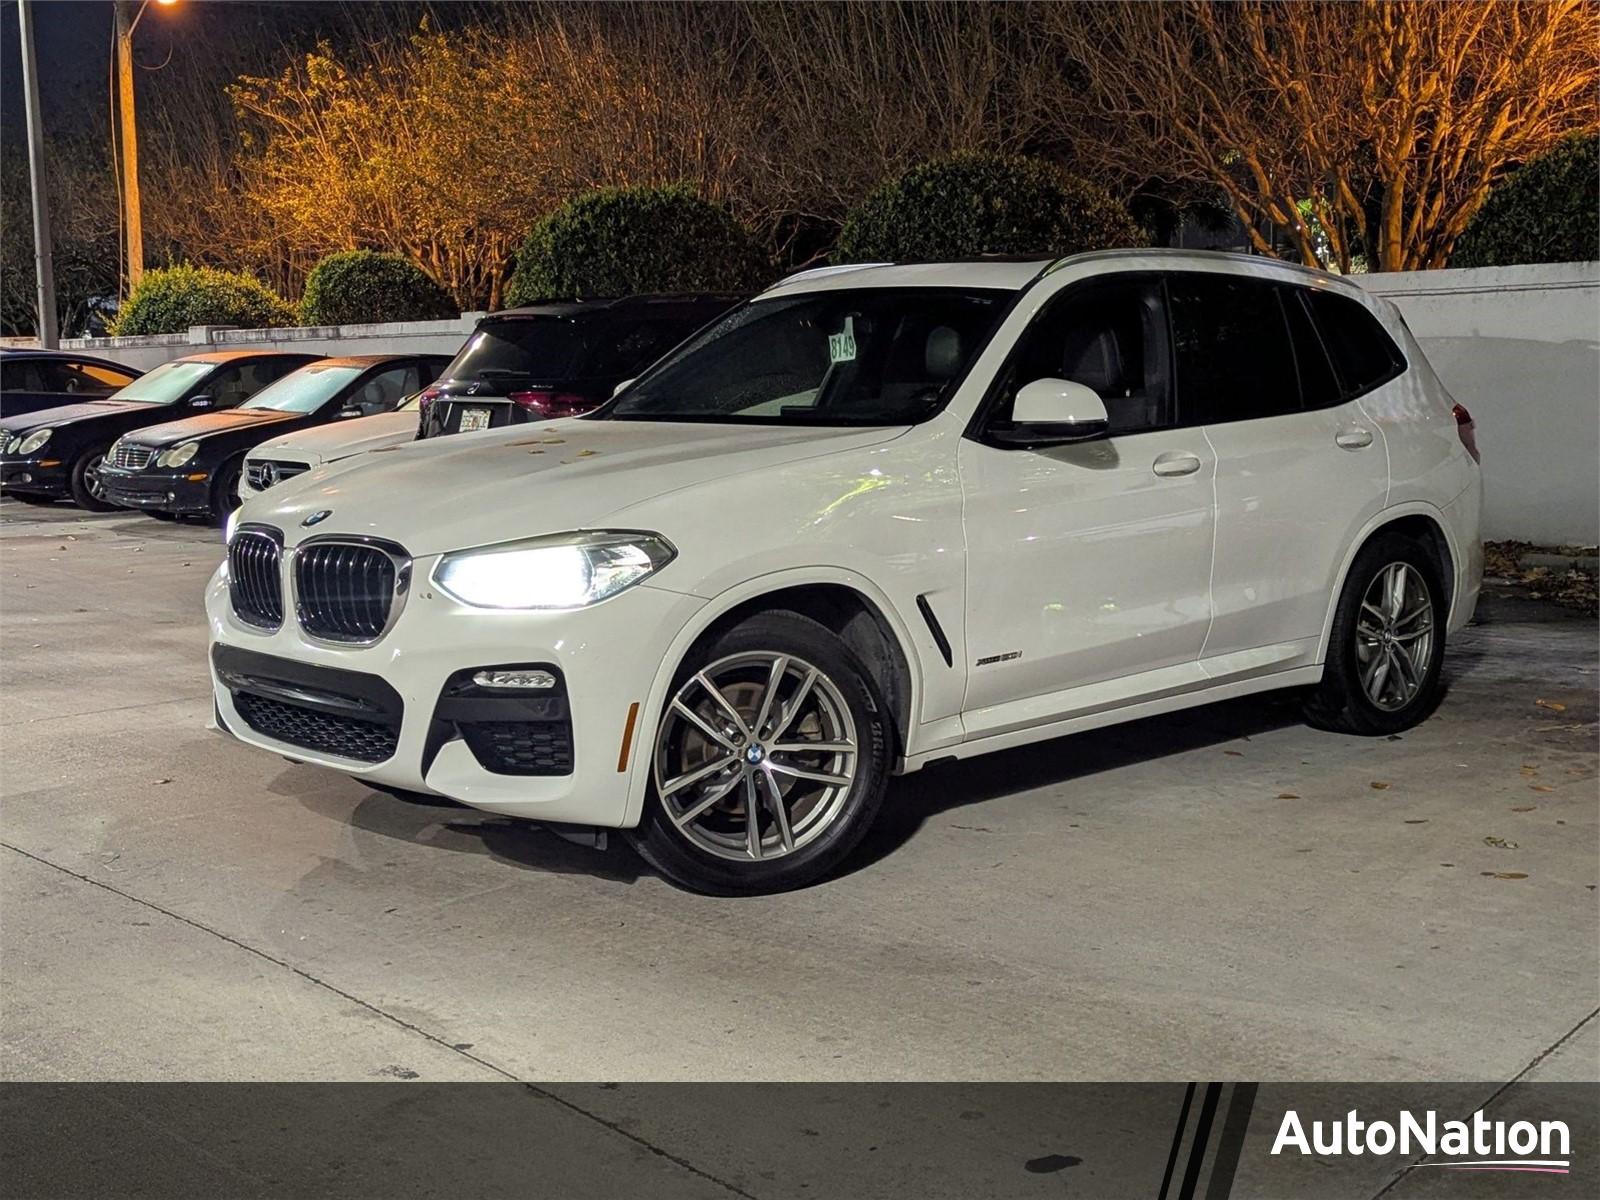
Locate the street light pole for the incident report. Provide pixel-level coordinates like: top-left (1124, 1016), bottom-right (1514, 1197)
top-left (17, 0), bottom-right (58, 348)
top-left (114, 0), bottom-right (144, 295)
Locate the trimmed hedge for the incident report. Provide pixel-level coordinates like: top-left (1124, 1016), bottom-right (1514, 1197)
top-left (299, 250), bottom-right (456, 325)
top-left (111, 264), bottom-right (295, 336)
top-left (1453, 133), bottom-right (1599, 268)
top-left (836, 152), bottom-right (1145, 263)
top-left (507, 184), bottom-right (766, 304)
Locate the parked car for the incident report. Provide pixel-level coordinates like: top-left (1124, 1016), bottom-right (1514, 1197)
top-left (0, 349), bottom-right (143, 419)
top-left (239, 389), bottom-right (428, 501)
top-left (101, 354), bottom-right (449, 523)
top-left (1, 350), bottom-right (318, 510)
top-left (417, 293), bottom-right (743, 438)
top-left (208, 250), bottom-right (1482, 894)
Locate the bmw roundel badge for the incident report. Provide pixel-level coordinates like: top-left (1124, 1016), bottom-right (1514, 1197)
top-left (302, 510), bottom-right (333, 527)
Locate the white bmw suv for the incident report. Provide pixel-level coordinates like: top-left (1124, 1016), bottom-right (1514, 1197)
top-left (208, 251), bottom-right (1482, 894)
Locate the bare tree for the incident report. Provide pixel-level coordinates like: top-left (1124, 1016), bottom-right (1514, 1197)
top-left (1047, 0), bottom-right (1599, 271)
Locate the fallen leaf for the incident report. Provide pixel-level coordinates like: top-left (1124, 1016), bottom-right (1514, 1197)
top-left (1403, 818), bottom-right (1428, 824)
top-left (152, 778), bottom-right (172, 786)
top-left (575, 449), bottom-right (598, 457)
top-left (1276, 792), bottom-right (1300, 800)
top-left (1370, 781), bottom-right (1391, 790)
top-left (1510, 805), bottom-right (1537, 812)
top-left (1535, 699), bottom-right (1567, 713)
top-left (1492, 872), bottom-right (1528, 880)
top-left (1483, 836), bottom-right (1519, 849)
top-left (1520, 765), bottom-right (1539, 776)
top-left (1530, 784), bottom-right (1555, 793)
top-left (1223, 750), bottom-right (1244, 757)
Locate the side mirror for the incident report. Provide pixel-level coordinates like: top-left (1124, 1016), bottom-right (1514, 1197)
top-left (988, 379), bottom-right (1109, 449)
top-left (187, 394), bottom-right (214, 409)
top-left (611, 378), bottom-right (635, 398)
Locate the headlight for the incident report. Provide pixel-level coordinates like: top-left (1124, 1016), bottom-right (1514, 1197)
top-left (433, 531), bottom-right (675, 610)
top-left (5, 435), bottom-right (20, 454)
top-left (156, 442), bottom-right (198, 469)
top-left (18, 429), bottom-right (51, 456)
top-left (223, 506), bottom-right (241, 545)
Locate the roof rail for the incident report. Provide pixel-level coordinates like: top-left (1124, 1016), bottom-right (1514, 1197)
top-left (764, 262), bottom-right (893, 292)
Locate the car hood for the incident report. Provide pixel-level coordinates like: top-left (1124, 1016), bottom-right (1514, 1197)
top-left (248, 419), bottom-right (910, 557)
top-left (249, 410), bottom-right (418, 466)
top-left (125, 408), bottom-right (301, 450)
top-left (0, 398), bottom-right (160, 436)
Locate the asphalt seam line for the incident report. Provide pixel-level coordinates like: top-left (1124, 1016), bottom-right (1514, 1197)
top-left (1369, 1003), bottom-right (1600, 1199)
top-left (2, 840), bottom-right (762, 1200)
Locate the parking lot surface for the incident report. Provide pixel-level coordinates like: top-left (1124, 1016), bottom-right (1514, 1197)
top-left (3, 498), bottom-right (1596, 1087)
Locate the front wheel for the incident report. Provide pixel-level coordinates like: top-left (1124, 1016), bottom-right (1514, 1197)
top-left (627, 611), bottom-right (890, 895)
top-left (69, 447), bottom-right (117, 511)
top-left (1304, 532), bottom-right (1447, 735)
top-left (211, 457), bottom-right (245, 527)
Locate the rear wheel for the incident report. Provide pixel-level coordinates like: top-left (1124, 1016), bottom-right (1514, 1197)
top-left (628, 611), bottom-right (890, 895)
top-left (1304, 532), bottom-right (1447, 735)
top-left (69, 447), bottom-right (117, 511)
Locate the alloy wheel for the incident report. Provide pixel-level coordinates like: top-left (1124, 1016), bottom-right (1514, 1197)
top-left (84, 454), bottom-right (107, 502)
top-left (654, 651), bottom-right (858, 862)
top-left (1355, 562), bottom-right (1435, 711)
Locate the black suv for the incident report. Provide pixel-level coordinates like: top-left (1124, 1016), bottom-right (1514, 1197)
top-left (0, 350), bottom-right (318, 510)
top-left (418, 294), bottom-right (743, 438)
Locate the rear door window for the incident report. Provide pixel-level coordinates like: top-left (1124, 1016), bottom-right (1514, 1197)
top-left (1167, 274), bottom-right (1301, 424)
top-left (1281, 289), bottom-right (1343, 410)
top-left (1305, 290), bottom-right (1405, 398)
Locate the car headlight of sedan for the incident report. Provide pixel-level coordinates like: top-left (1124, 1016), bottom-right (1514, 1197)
top-left (433, 531), bottom-right (675, 610)
top-left (17, 428), bottom-right (51, 456)
top-left (155, 442), bottom-right (198, 469)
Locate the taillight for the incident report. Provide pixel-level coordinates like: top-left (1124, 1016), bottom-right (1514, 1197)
top-left (508, 390), bottom-right (597, 417)
top-left (416, 387), bottom-right (443, 409)
top-left (1452, 403), bottom-right (1480, 463)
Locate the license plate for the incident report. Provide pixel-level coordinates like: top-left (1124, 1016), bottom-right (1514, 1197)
top-left (459, 407), bottom-right (491, 432)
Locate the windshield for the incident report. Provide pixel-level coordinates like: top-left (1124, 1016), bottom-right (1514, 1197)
top-left (442, 319), bottom-right (585, 384)
top-left (242, 364), bottom-right (362, 414)
top-left (108, 360), bottom-right (215, 405)
top-left (603, 288), bottom-right (1009, 425)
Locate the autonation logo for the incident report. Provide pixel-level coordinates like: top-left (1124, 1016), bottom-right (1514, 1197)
top-left (1273, 1108), bottom-right (1571, 1175)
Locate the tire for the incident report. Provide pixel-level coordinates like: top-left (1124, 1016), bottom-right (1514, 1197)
top-left (68, 446), bottom-right (117, 511)
top-left (627, 610), bottom-right (891, 895)
top-left (1304, 531), bottom-right (1447, 736)
top-left (210, 457), bottom-right (245, 527)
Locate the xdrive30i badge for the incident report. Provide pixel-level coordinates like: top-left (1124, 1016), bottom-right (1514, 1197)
top-left (302, 510), bottom-right (332, 527)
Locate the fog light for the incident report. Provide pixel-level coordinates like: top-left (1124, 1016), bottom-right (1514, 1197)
top-left (12, 473), bottom-right (32, 484)
top-left (472, 669), bottom-right (557, 690)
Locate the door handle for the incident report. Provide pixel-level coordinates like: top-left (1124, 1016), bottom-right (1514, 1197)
top-left (1152, 451), bottom-right (1202, 477)
top-left (1336, 427), bottom-right (1374, 450)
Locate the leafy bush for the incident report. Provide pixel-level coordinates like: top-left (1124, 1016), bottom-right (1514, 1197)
top-left (1453, 133), bottom-right (1599, 268)
top-left (111, 264), bottom-right (295, 336)
top-left (507, 184), bottom-right (767, 305)
top-left (299, 250), bottom-right (456, 325)
top-left (836, 153), bottom-right (1145, 263)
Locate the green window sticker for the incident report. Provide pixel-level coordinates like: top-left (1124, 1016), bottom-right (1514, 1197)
top-left (828, 316), bottom-right (858, 364)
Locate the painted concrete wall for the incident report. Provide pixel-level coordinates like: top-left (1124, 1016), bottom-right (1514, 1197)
top-left (49, 314), bottom-right (485, 374)
top-left (1356, 262), bottom-right (1599, 546)
top-left (26, 261), bottom-right (1600, 544)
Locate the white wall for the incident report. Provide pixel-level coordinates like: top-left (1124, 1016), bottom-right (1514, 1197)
top-left (24, 263), bottom-right (1600, 545)
top-left (51, 314), bottom-right (485, 374)
top-left (1356, 262), bottom-right (1598, 546)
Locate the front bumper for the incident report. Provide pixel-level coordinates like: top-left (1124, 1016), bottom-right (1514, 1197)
top-left (206, 557), bottom-right (706, 828)
top-left (100, 465), bottom-right (212, 514)
top-left (0, 458), bottom-right (68, 496)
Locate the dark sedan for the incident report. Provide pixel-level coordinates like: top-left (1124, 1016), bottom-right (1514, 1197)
top-left (0, 349), bottom-right (142, 419)
top-left (0, 350), bottom-right (318, 510)
top-left (99, 353), bottom-right (450, 523)
top-left (418, 293), bottom-right (743, 438)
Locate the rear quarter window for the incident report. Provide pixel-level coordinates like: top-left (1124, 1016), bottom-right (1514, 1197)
top-left (1305, 290), bottom-right (1405, 399)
